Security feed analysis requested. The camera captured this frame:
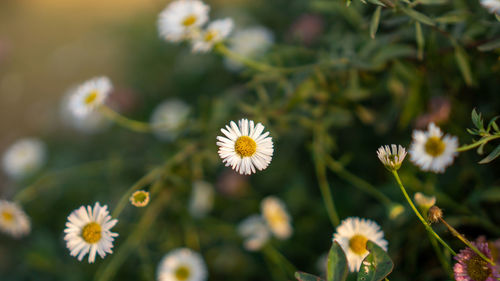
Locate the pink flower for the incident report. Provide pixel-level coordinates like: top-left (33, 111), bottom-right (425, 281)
top-left (453, 241), bottom-right (500, 281)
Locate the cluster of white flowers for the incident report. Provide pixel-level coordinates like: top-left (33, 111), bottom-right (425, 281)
top-left (238, 196), bottom-right (292, 251)
top-left (158, 0), bottom-right (234, 53)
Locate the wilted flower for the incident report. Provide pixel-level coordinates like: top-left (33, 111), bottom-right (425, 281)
top-left (238, 215), bottom-right (270, 251)
top-left (64, 202), bottom-right (118, 263)
top-left (414, 192), bottom-right (436, 209)
top-left (2, 138), bottom-right (46, 179)
top-left (0, 200), bottom-right (31, 238)
top-left (481, 0), bottom-right (500, 15)
top-left (409, 123), bottom-right (458, 173)
top-left (189, 181), bottom-right (214, 218)
top-left (69, 77), bottom-right (112, 117)
top-left (192, 18), bottom-right (234, 52)
top-left (454, 241), bottom-right (500, 281)
top-left (224, 26), bottom-right (274, 71)
top-left (261, 196), bottom-right (292, 239)
top-left (216, 118), bottom-right (274, 175)
top-left (333, 217), bottom-right (388, 272)
top-left (377, 144), bottom-right (407, 171)
top-left (158, 0), bottom-right (209, 43)
top-left (157, 248), bottom-right (207, 281)
top-left (150, 99), bottom-right (190, 141)
top-left (130, 190), bottom-right (150, 207)
top-left (428, 205), bottom-right (443, 224)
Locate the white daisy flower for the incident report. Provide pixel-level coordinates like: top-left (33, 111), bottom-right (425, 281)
top-left (2, 138), bottom-right (46, 179)
top-left (333, 217), bottom-right (388, 272)
top-left (69, 77), bottom-right (112, 117)
top-left (189, 181), bottom-right (214, 218)
top-left (61, 88), bottom-right (110, 134)
top-left (150, 99), bottom-right (190, 141)
top-left (158, 0), bottom-right (210, 43)
top-left (409, 123), bottom-right (459, 173)
top-left (224, 26), bottom-right (274, 71)
top-left (192, 18), bottom-right (234, 53)
top-left (0, 200), bottom-right (31, 238)
top-left (216, 118), bottom-right (274, 175)
top-left (64, 202), bottom-right (118, 263)
top-left (237, 215), bottom-right (270, 251)
top-left (481, 0), bottom-right (500, 15)
top-left (261, 196), bottom-right (292, 240)
top-left (157, 248), bottom-right (207, 281)
top-left (376, 144), bottom-right (407, 171)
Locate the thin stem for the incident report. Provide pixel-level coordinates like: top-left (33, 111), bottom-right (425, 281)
top-left (98, 105), bottom-right (154, 133)
top-left (456, 134), bottom-right (500, 152)
top-left (324, 155), bottom-right (392, 206)
top-left (427, 232), bottom-right (453, 277)
top-left (391, 170), bottom-right (456, 255)
top-left (262, 244), bottom-right (297, 280)
top-left (439, 217), bottom-right (496, 266)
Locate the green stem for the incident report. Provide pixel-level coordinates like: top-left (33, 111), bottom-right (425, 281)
top-left (262, 244), bottom-right (296, 280)
top-left (456, 134), bottom-right (500, 152)
top-left (98, 105), bottom-right (153, 133)
top-left (427, 232), bottom-right (453, 277)
top-left (391, 170), bottom-right (456, 255)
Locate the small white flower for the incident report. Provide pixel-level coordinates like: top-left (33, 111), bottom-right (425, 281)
top-left (333, 217), bottom-right (388, 272)
top-left (216, 118), bottom-right (274, 175)
top-left (224, 26), bottom-right (274, 71)
top-left (409, 123), bottom-right (459, 173)
top-left (189, 181), bottom-right (214, 218)
top-left (377, 144), bottom-right (406, 171)
top-left (158, 0), bottom-right (210, 43)
top-left (192, 18), bottom-right (234, 53)
top-left (61, 88), bottom-right (110, 134)
top-left (237, 215), bottom-right (270, 251)
top-left (261, 196), bottom-right (292, 240)
top-left (63, 202), bottom-right (118, 263)
top-left (2, 138), bottom-right (46, 179)
top-left (150, 99), bottom-right (190, 141)
top-left (481, 0), bottom-right (500, 15)
top-left (414, 192), bottom-right (436, 209)
top-left (69, 77), bottom-right (112, 117)
top-left (157, 248), bottom-right (207, 281)
top-left (0, 200), bottom-right (31, 238)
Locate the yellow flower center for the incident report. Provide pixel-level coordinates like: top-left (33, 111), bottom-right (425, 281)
top-left (424, 136), bottom-right (445, 157)
top-left (234, 136), bottom-right (257, 157)
top-left (204, 30), bottom-right (217, 42)
top-left (174, 265), bottom-right (191, 280)
top-left (465, 255), bottom-right (491, 281)
top-left (182, 15), bottom-right (197, 27)
top-left (85, 91), bottom-right (98, 105)
top-left (267, 209), bottom-right (287, 226)
top-left (349, 234), bottom-right (368, 255)
top-left (1, 211), bottom-right (14, 223)
top-left (81, 222), bottom-right (102, 244)
top-left (133, 192), bottom-right (148, 204)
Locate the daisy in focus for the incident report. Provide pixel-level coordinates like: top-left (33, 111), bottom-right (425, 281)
top-left (69, 77), bottom-right (112, 117)
top-left (238, 215), bottom-right (270, 251)
top-left (64, 202), bottom-right (118, 263)
top-left (261, 196), bottom-right (292, 240)
top-left (409, 122), bottom-right (459, 173)
top-left (377, 144), bottom-right (406, 171)
top-left (188, 181), bottom-right (214, 218)
top-left (157, 248), bottom-right (207, 281)
top-left (2, 138), bottom-right (46, 179)
top-left (453, 241), bottom-right (499, 281)
top-left (0, 200), bottom-right (31, 238)
top-left (333, 217), bottom-right (388, 272)
top-left (150, 99), bottom-right (190, 141)
top-left (481, 0), bottom-right (500, 15)
top-left (158, 0), bottom-right (209, 43)
top-left (192, 18), bottom-right (234, 52)
top-left (216, 118), bottom-right (274, 175)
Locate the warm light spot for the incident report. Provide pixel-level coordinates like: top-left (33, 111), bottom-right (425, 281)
top-left (182, 15), bottom-right (197, 27)
top-left (267, 209), bottom-right (286, 226)
top-left (465, 255), bottom-right (491, 281)
top-left (349, 234), bottom-right (368, 255)
top-left (85, 91), bottom-right (98, 105)
top-left (204, 30), bottom-right (216, 42)
top-left (234, 136), bottom-right (257, 157)
top-left (1, 211), bottom-right (14, 223)
top-left (81, 222), bottom-right (102, 244)
top-left (424, 136), bottom-right (445, 157)
top-left (174, 265), bottom-right (191, 280)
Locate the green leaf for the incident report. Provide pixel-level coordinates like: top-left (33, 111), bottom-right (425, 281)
top-left (327, 241), bottom-right (348, 281)
top-left (479, 144), bottom-right (500, 164)
top-left (356, 241), bottom-right (394, 281)
top-left (370, 6), bottom-right (382, 39)
top-left (454, 46), bottom-right (474, 86)
top-left (295, 272), bottom-right (325, 281)
top-left (415, 22), bottom-right (424, 60)
top-left (471, 109), bottom-right (483, 130)
top-left (478, 39), bottom-right (500, 52)
top-left (487, 116), bottom-right (500, 132)
top-left (400, 6), bottom-right (436, 26)
top-left (366, 0), bottom-right (386, 6)
top-left (418, 0), bottom-right (448, 4)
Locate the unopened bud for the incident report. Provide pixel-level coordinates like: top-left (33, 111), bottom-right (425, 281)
top-left (428, 205), bottom-right (443, 224)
